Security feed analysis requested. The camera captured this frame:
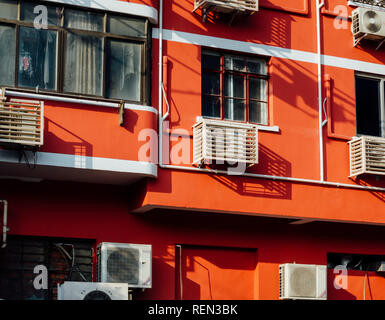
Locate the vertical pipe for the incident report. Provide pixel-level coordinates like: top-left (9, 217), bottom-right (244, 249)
top-left (1, 200), bottom-right (8, 249)
top-left (158, 0), bottom-right (164, 166)
top-left (317, 0), bottom-right (325, 181)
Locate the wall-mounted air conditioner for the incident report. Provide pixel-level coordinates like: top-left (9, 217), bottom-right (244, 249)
top-left (193, 118), bottom-right (258, 167)
top-left (349, 135), bottom-right (385, 177)
top-left (194, 0), bottom-right (258, 14)
top-left (0, 98), bottom-right (43, 148)
top-left (279, 263), bottom-right (327, 300)
top-left (352, 7), bottom-right (385, 43)
top-left (97, 242), bottom-right (152, 288)
top-left (57, 281), bottom-right (130, 300)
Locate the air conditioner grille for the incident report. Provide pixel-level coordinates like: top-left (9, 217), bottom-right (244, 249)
top-left (84, 290), bottom-right (112, 300)
top-left (106, 248), bottom-right (140, 284)
top-left (349, 135), bottom-right (385, 176)
top-left (193, 118), bottom-right (258, 166)
top-left (289, 267), bottom-right (316, 298)
top-left (0, 99), bottom-right (43, 147)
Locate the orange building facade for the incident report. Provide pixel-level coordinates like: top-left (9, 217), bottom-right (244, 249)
top-left (1, 0), bottom-right (385, 300)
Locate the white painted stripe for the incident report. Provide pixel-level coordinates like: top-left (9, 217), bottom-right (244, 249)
top-left (0, 150), bottom-right (158, 177)
top-left (153, 28), bottom-right (385, 75)
top-left (40, 0), bottom-right (158, 24)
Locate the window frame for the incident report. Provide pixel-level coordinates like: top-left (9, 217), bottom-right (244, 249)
top-left (0, 0), bottom-right (151, 105)
top-left (355, 72), bottom-right (385, 138)
top-left (201, 49), bottom-right (269, 125)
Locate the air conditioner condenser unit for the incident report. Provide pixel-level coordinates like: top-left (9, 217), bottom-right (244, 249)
top-left (352, 7), bottom-right (385, 41)
top-left (57, 281), bottom-right (130, 300)
top-left (97, 242), bottom-right (152, 288)
top-left (279, 263), bottom-right (327, 300)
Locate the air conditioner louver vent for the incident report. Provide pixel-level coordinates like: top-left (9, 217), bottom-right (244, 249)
top-left (349, 135), bottom-right (385, 177)
top-left (193, 118), bottom-right (258, 167)
top-left (279, 264), bottom-right (327, 300)
top-left (194, 0), bottom-right (258, 14)
top-left (97, 242), bottom-right (152, 288)
top-left (0, 99), bottom-right (43, 148)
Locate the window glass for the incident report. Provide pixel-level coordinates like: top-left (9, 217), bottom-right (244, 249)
top-left (202, 51), bottom-right (268, 124)
top-left (64, 33), bottom-right (103, 95)
top-left (0, 25), bottom-right (15, 86)
top-left (21, 2), bottom-right (62, 26)
top-left (225, 98), bottom-right (245, 121)
top-left (249, 78), bottom-right (267, 101)
top-left (202, 51), bottom-right (220, 70)
top-left (225, 56), bottom-right (245, 72)
top-left (247, 59), bottom-right (267, 75)
top-left (225, 74), bottom-right (244, 98)
top-left (105, 40), bottom-right (141, 101)
top-left (355, 76), bottom-right (381, 137)
top-left (249, 101), bottom-right (267, 124)
top-left (0, 0), bottom-right (17, 20)
top-left (18, 27), bottom-right (57, 90)
top-left (202, 72), bottom-right (220, 95)
top-left (202, 96), bottom-right (220, 118)
top-left (108, 15), bottom-right (145, 38)
top-left (65, 9), bottom-right (104, 32)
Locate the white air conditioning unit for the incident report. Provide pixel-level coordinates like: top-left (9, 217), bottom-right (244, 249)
top-left (193, 118), bottom-right (258, 166)
top-left (57, 281), bottom-right (130, 300)
top-left (194, 0), bottom-right (258, 14)
top-left (348, 135), bottom-right (385, 177)
top-left (279, 263), bottom-right (327, 300)
top-left (352, 7), bottom-right (385, 41)
top-left (97, 242), bottom-right (152, 288)
top-left (0, 98), bottom-right (43, 148)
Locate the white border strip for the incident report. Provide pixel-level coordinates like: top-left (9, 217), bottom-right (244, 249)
top-left (0, 150), bottom-right (158, 177)
top-left (153, 28), bottom-right (385, 76)
top-left (41, 0), bottom-right (158, 24)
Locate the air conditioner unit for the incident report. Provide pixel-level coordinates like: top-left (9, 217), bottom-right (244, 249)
top-left (279, 263), bottom-right (327, 300)
top-left (352, 7), bottom-right (385, 42)
top-left (97, 242), bottom-right (152, 288)
top-left (57, 281), bottom-right (130, 300)
top-left (194, 0), bottom-right (258, 14)
top-left (193, 118), bottom-right (258, 167)
top-left (0, 98), bottom-right (43, 149)
top-left (349, 135), bottom-right (385, 177)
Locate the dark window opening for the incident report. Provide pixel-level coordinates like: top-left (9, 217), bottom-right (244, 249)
top-left (355, 75), bottom-right (383, 137)
top-left (327, 252), bottom-right (385, 272)
top-left (0, 235), bottom-right (94, 300)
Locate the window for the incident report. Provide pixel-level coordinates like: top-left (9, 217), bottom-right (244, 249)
top-left (201, 50), bottom-right (268, 125)
top-left (0, 235), bottom-right (94, 300)
top-left (328, 253), bottom-right (385, 271)
top-left (0, 0), bottom-right (150, 104)
top-left (355, 73), bottom-right (385, 137)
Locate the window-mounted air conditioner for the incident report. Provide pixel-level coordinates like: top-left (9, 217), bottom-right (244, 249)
top-left (193, 118), bottom-right (258, 167)
top-left (0, 98), bottom-right (43, 148)
top-left (97, 242), bottom-right (152, 288)
top-left (279, 263), bottom-right (327, 300)
top-left (349, 135), bottom-right (385, 177)
top-left (352, 7), bottom-right (385, 42)
top-left (194, 0), bottom-right (259, 14)
top-left (57, 281), bottom-right (131, 300)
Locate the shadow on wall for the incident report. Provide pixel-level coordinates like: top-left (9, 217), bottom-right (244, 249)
top-left (175, 245), bottom-right (258, 300)
top-left (44, 117), bottom-right (93, 169)
top-left (208, 143), bottom-right (292, 199)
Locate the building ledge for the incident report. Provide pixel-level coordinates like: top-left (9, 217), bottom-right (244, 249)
top-left (0, 150), bottom-right (157, 185)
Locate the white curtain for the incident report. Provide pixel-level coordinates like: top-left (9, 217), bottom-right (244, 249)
top-left (64, 12), bottom-right (102, 95)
